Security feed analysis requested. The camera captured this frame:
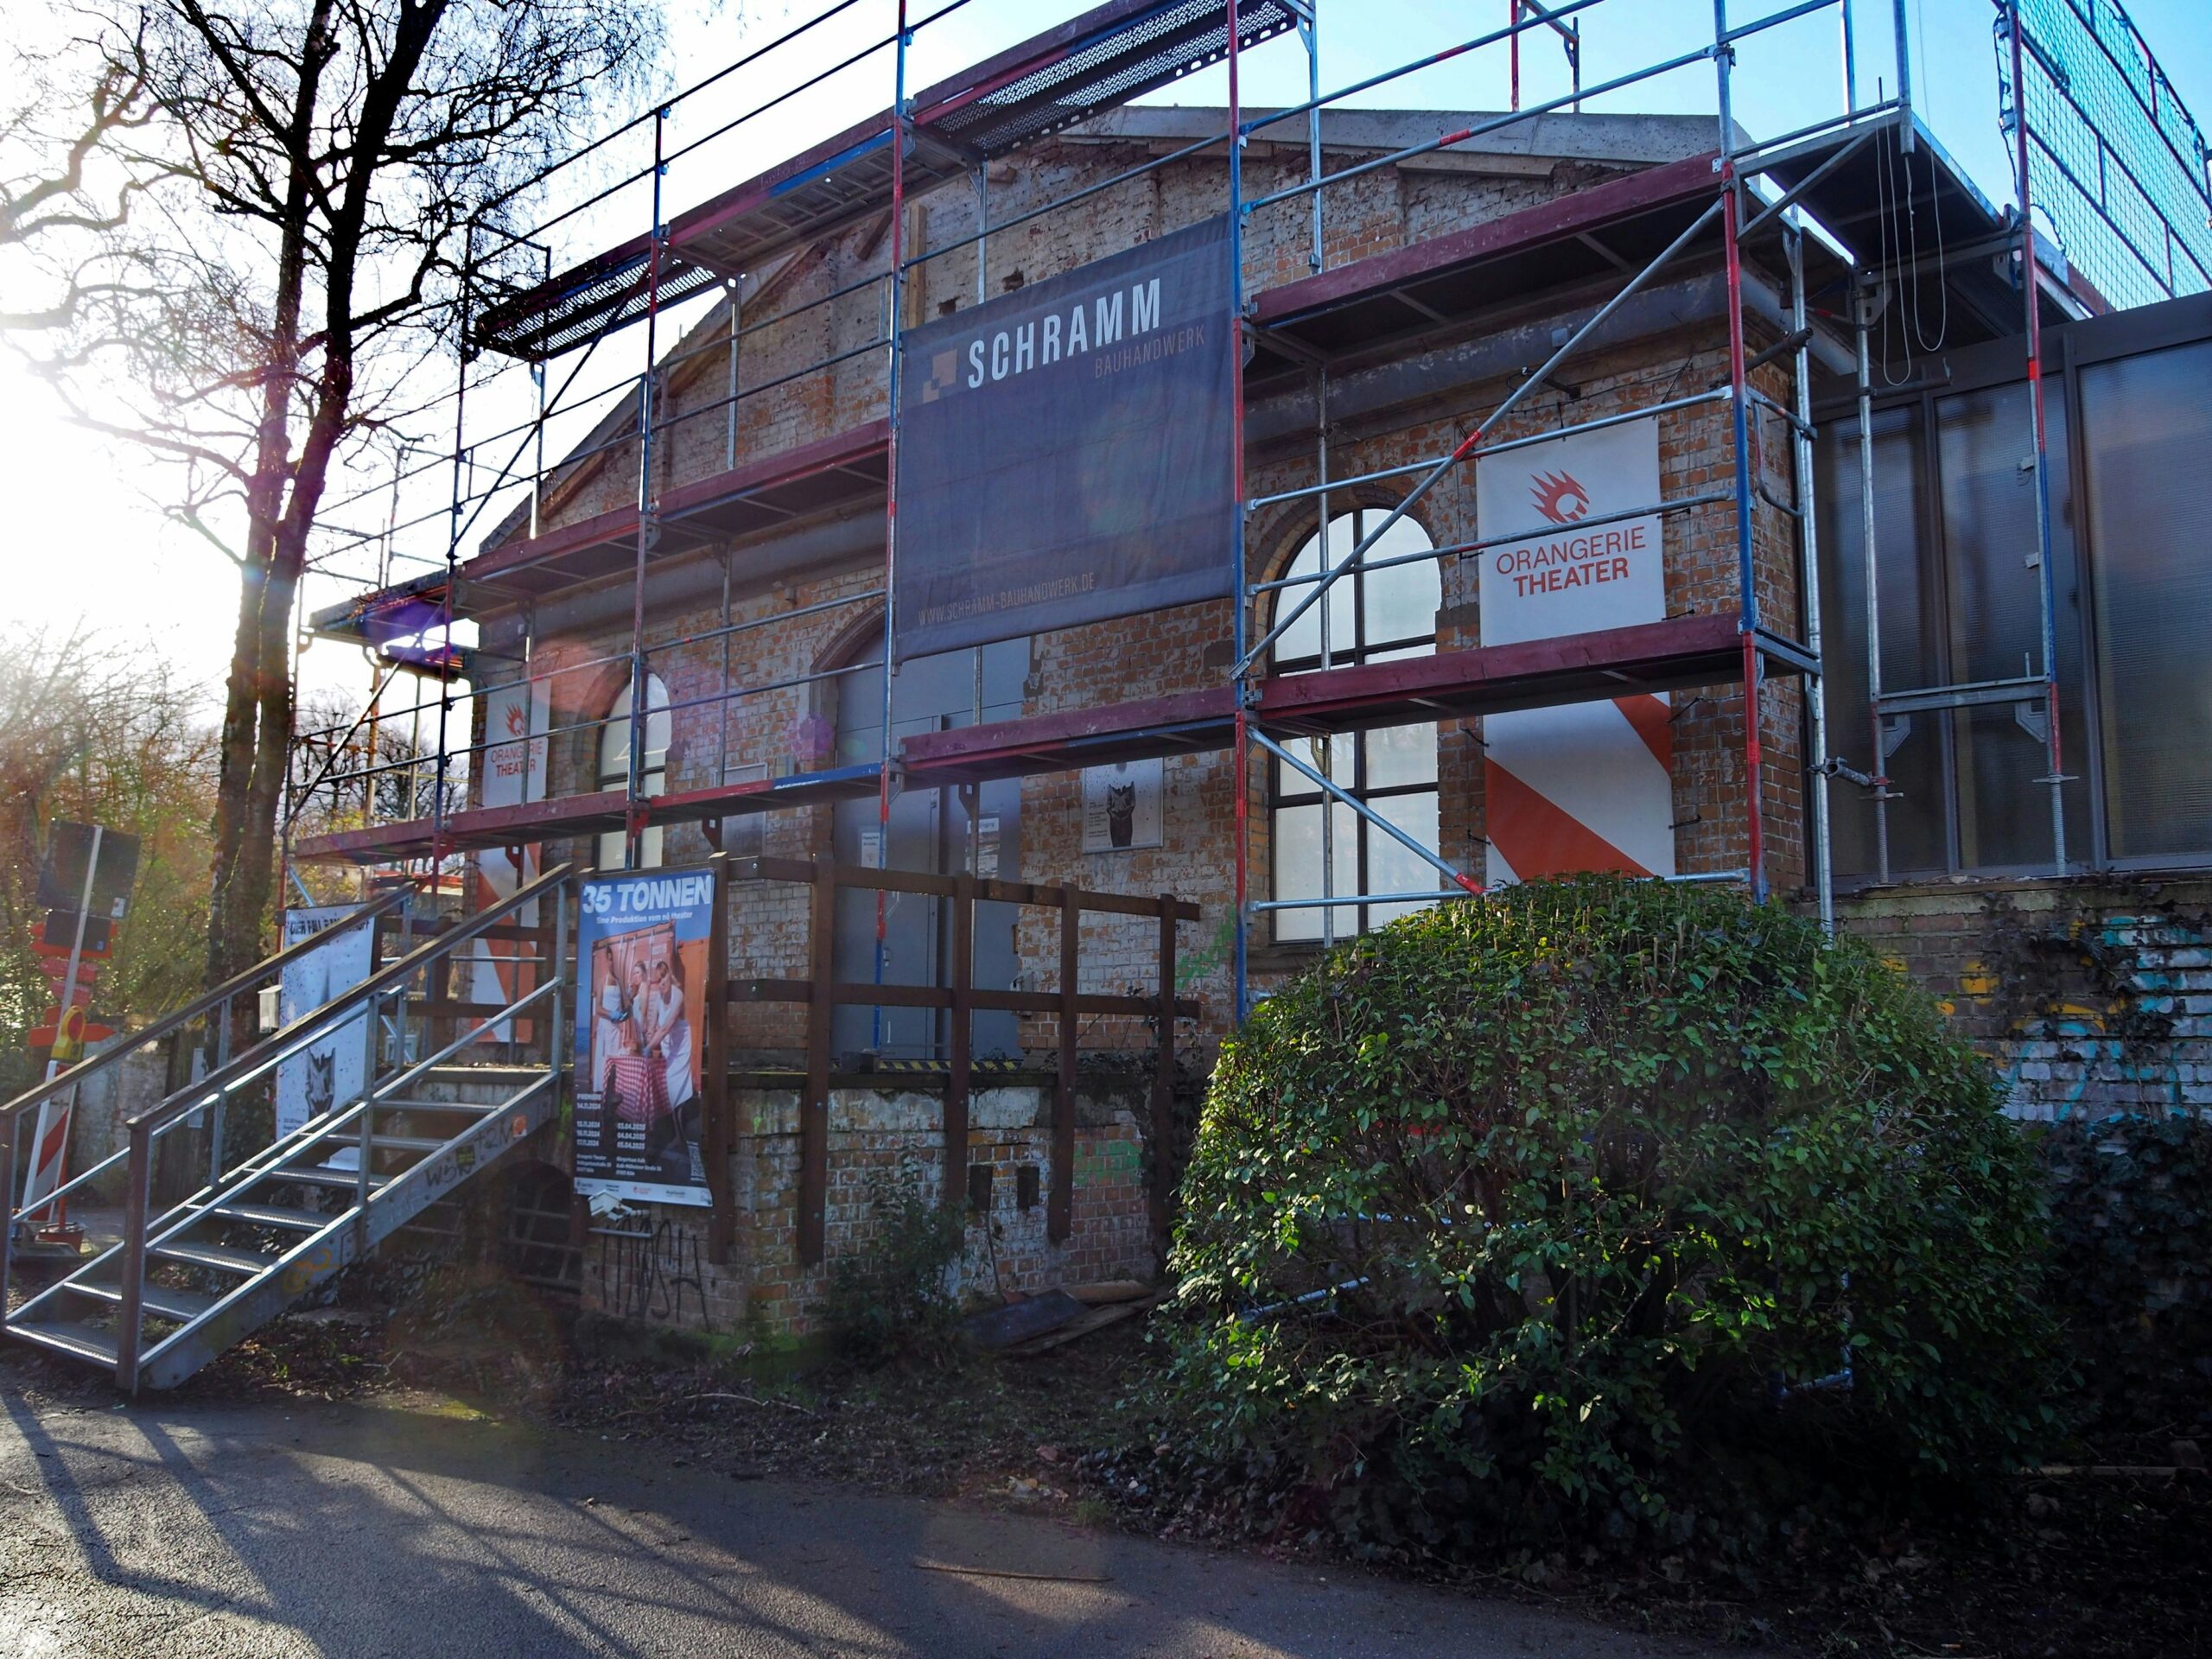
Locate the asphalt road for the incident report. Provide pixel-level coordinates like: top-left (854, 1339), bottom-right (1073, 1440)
top-left (0, 1389), bottom-right (1752, 1658)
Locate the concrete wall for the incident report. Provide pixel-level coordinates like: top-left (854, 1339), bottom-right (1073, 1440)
top-left (60, 1039), bottom-right (169, 1205)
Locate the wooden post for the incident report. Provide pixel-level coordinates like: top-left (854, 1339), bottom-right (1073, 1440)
top-left (702, 851), bottom-right (734, 1264)
top-left (946, 872), bottom-right (974, 1209)
top-left (799, 856), bottom-right (835, 1267)
top-left (1050, 889), bottom-right (1078, 1243)
top-left (1149, 895), bottom-right (1179, 1254)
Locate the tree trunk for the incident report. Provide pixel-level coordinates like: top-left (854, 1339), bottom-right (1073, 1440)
top-left (198, 0), bottom-right (333, 994)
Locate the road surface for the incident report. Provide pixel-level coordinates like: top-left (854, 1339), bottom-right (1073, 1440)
top-left (0, 1387), bottom-right (1754, 1657)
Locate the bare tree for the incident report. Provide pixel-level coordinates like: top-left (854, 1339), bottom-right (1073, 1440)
top-left (0, 8), bottom-right (162, 332)
top-left (25, 0), bottom-right (663, 991)
top-left (285, 682), bottom-right (467, 906)
top-left (0, 626), bottom-right (219, 1096)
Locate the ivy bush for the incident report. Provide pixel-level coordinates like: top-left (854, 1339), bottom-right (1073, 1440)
top-left (1162, 876), bottom-right (2058, 1556)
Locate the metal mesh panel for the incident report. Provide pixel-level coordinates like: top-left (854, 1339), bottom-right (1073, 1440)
top-left (1999, 0), bottom-right (2212, 309)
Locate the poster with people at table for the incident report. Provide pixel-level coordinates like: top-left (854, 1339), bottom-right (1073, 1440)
top-left (573, 866), bottom-right (715, 1207)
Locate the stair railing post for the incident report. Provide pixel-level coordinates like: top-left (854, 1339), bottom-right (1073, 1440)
top-left (0, 1108), bottom-right (18, 1336)
top-left (114, 1119), bottom-right (152, 1392)
top-left (207, 992), bottom-right (232, 1191)
top-left (355, 988), bottom-right (381, 1227)
top-left (547, 876), bottom-right (570, 1079)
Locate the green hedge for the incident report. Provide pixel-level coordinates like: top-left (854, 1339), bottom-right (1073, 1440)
top-left (1162, 876), bottom-right (2058, 1555)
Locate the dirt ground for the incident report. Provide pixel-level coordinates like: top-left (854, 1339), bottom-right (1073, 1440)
top-left (6, 1266), bottom-right (2205, 1659)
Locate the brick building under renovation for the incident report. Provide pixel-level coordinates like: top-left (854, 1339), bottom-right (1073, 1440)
top-left (7, 0), bottom-right (2212, 1385)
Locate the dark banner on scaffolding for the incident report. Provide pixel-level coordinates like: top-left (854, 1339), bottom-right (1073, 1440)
top-left (893, 213), bottom-right (1234, 660)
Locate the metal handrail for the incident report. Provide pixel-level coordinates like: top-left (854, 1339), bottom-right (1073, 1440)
top-left (0, 969), bottom-right (563, 1340)
top-left (104, 862), bottom-right (575, 1385)
top-left (0, 887), bottom-right (414, 1134)
top-left (119, 862), bottom-right (572, 1143)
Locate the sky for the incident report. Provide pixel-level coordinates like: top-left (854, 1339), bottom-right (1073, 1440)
top-left (3, 0), bottom-right (2208, 724)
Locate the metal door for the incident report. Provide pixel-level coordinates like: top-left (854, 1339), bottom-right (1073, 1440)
top-left (831, 640), bottom-right (1026, 1061)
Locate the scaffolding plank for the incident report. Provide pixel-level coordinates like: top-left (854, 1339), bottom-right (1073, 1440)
top-left (1249, 151), bottom-right (1725, 365)
top-left (1255, 613), bottom-right (1761, 734)
top-left (900, 687), bottom-right (1236, 782)
top-left (296, 614), bottom-right (1810, 865)
top-left (472, 0), bottom-right (1300, 362)
top-left (463, 419), bottom-right (890, 597)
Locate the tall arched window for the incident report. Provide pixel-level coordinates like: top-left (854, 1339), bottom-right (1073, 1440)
top-left (595, 672), bottom-right (671, 869)
top-left (1269, 507), bottom-right (1443, 940)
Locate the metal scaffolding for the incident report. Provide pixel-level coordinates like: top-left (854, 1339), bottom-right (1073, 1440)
top-left (276, 0), bottom-right (2199, 1033)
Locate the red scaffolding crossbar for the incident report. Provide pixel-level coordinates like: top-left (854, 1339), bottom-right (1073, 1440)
top-left (294, 613), bottom-right (1802, 863)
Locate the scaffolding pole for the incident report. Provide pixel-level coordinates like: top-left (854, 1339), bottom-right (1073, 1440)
top-left (2005, 0), bottom-right (2069, 876)
top-left (1229, 0), bottom-right (1251, 1022)
top-left (1787, 222), bottom-right (1834, 931)
top-left (876, 3), bottom-right (912, 1050)
top-left (626, 108), bottom-right (670, 873)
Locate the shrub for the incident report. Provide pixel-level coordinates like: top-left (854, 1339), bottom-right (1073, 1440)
top-left (1162, 875), bottom-right (2057, 1557)
top-left (817, 1169), bottom-right (969, 1369)
top-left (2038, 1112), bottom-right (2212, 1433)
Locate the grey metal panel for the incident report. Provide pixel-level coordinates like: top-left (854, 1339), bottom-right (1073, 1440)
top-left (832, 640), bottom-right (1028, 1061)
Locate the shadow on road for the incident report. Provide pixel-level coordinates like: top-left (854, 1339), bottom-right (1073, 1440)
top-left (0, 1387), bottom-right (1720, 1657)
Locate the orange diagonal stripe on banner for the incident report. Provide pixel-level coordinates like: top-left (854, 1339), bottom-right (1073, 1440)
top-left (1484, 757), bottom-right (1654, 880)
top-left (1613, 694), bottom-right (1674, 773)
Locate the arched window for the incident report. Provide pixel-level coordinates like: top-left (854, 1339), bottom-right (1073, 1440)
top-left (1269, 507), bottom-right (1443, 940)
top-left (595, 672), bottom-right (671, 869)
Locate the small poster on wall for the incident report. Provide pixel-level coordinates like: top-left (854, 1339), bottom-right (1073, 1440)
top-left (276, 905), bottom-right (377, 1141)
top-left (1082, 758), bottom-right (1163, 853)
top-left (573, 866), bottom-right (717, 1209)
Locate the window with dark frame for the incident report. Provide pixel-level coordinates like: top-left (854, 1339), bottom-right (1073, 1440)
top-left (1268, 506), bottom-right (1444, 941)
top-left (1813, 318), bottom-right (2212, 881)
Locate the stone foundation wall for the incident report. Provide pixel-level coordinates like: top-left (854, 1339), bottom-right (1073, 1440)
top-left (574, 1080), bottom-right (1153, 1338)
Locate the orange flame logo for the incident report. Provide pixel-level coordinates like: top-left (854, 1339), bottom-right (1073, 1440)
top-left (1529, 469), bottom-right (1591, 525)
top-left (504, 702), bottom-right (529, 738)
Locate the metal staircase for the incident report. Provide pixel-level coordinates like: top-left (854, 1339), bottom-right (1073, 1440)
top-left (1, 864), bottom-right (574, 1393)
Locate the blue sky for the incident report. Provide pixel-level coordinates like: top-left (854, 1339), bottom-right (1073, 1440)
top-left (6, 0), bottom-right (2209, 709)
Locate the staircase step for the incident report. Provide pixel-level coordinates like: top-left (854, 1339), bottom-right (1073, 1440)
top-left (209, 1201), bottom-right (332, 1232)
top-left (67, 1281), bottom-right (219, 1324)
top-left (152, 1240), bottom-right (278, 1275)
top-left (268, 1166), bottom-right (389, 1191)
top-left (364, 1134), bottom-right (449, 1156)
top-left (9, 1319), bottom-right (120, 1366)
top-left (377, 1097), bottom-right (497, 1114)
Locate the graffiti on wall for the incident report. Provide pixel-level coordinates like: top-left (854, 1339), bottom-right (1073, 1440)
top-left (1073, 1137), bottom-right (1141, 1187)
top-left (1943, 900), bottom-right (2212, 1121)
top-left (594, 1217), bottom-right (715, 1331)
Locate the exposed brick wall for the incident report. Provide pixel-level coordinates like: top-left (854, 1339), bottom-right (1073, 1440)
top-left (1833, 876), bottom-right (2212, 1121)
top-left (478, 127), bottom-right (1829, 1313)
